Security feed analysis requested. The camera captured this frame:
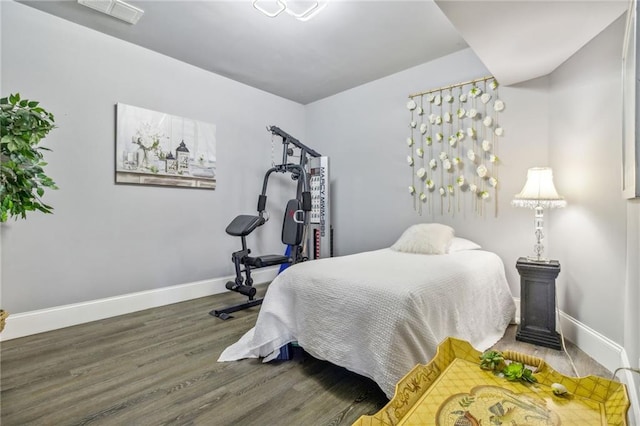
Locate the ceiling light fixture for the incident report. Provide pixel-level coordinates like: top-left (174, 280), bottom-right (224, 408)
top-left (77, 0), bottom-right (144, 24)
top-left (252, 0), bottom-right (327, 21)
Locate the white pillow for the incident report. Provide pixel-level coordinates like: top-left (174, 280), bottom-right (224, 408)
top-left (447, 237), bottom-right (482, 253)
top-left (391, 223), bottom-right (454, 255)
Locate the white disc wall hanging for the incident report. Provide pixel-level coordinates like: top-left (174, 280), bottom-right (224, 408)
top-left (405, 76), bottom-right (503, 218)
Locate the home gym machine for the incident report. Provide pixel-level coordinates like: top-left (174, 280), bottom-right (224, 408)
top-left (210, 126), bottom-right (331, 320)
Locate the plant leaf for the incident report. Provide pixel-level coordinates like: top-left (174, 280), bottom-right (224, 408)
top-left (0, 93), bottom-right (58, 222)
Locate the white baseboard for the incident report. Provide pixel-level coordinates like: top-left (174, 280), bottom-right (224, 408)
top-left (513, 296), bottom-right (521, 324)
top-left (558, 311), bottom-right (639, 423)
top-left (557, 310), bottom-right (623, 373)
top-left (0, 267), bottom-right (279, 341)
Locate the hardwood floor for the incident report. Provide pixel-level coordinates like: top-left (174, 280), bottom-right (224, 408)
top-left (1, 285), bottom-right (612, 425)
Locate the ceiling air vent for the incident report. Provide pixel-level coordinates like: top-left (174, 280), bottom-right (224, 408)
top-left (77, 0), bottom-right (144, 24)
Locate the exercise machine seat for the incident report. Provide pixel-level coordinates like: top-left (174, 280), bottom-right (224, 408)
top-left (226, 215), bottom-right (265, 237)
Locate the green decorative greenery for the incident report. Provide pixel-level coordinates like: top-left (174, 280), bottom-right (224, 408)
top-left (479, 350), bottom-right (506, 372)
top-left (480, 350), bottom-right (537, 384)
top-left (0, 93), bottom-right (57, 222)
top-left (502, 362), bottom-right (537, 383)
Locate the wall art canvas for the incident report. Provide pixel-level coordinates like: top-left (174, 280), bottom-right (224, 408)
top-left (115, 103), bottom-right (217, 189)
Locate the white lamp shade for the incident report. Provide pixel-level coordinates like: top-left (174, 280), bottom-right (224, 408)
top-left (512, 167), bottom-right (566, 209)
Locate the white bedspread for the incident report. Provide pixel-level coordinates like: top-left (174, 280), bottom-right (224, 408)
top-left (218, 248), bottom-right (515, 398)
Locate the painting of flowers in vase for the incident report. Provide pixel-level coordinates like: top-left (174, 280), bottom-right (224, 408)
top-left (115, 103), bottom-right (216, 189)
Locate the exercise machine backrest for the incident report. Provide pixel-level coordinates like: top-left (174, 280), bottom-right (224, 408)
top-left (282, 199), bottom-right (304, 246)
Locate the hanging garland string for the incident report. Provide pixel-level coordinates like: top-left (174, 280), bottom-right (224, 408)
top-left (411, 108), bottom-right (416, 212)
top-left (416, 95), bottom-right (425, 216)
top-left (447, 88), bottom-right (454, 215)
top-left (437, 91), bottom-right (444, 215)
top-left (483, 79), bottom-right (489, 216)
top-left (427, 95), bottom-right (434, 216)
top-left (457, 85), bottom-right (465, 218)
top-left (473, 83), bottom-right (483, 218)
top-left (407, 99), bottom-right (416, 211)
top-left (405, 75), bottom-right (503, 218)
top-left (493, 81), bottom-right (501, 218)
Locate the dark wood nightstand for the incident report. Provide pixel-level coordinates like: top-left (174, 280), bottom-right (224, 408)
top-left (515, 257), bottom-right (562, 350)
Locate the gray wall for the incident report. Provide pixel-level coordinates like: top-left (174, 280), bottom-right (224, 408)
top-left (1, 1), bottom-right (305, 312)
top-left (305, 48), bottom-right (550, 294)
top-left (548, 16), bottom-right (628, 345)
top-left (305, 18), bottom-right (632, 351)
top-left (626, 200), bottom-right (640, 394)
top-left (548, 13), bottom-right (640, 399)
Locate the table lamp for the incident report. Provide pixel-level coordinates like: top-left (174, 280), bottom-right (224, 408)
top-left (512, 167), bottom-right (566, 262)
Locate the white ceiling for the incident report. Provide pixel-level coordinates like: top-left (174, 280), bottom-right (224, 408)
top-left (17, 1), bottom-right (629, 104)
top-left (18, 0), bottom-right (468, 104)
top-left (436, 0), bottom-right (629, 87)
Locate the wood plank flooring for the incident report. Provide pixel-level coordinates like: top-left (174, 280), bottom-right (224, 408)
top-left (1, 285), bottom-right (612, 425)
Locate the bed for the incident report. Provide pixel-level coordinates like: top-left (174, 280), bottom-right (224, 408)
top-left (218, 224), bottom-right (516, 398)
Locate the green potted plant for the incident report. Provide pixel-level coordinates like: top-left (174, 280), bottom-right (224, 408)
top-left (0, 93), bottom-right (57, 222)
top-left (0, 93), bottom-right (58, 331)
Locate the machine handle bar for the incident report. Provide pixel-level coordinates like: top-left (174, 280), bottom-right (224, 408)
top-left (268, 125), bottom-right (322, 157)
